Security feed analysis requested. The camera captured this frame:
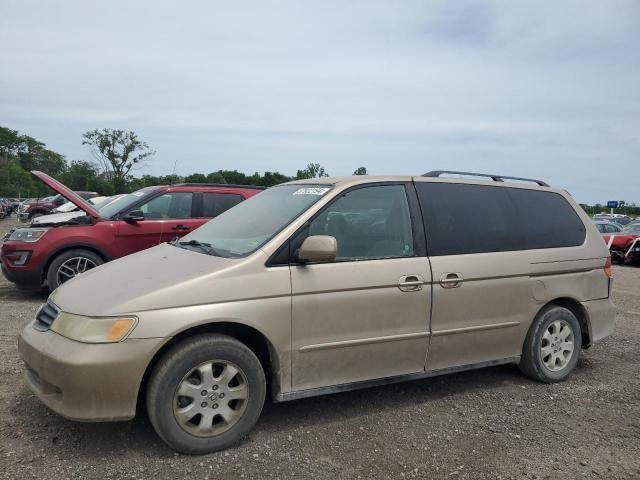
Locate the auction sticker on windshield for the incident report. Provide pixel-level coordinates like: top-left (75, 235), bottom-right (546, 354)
top-left (293, 187), bottom-right (330, 196)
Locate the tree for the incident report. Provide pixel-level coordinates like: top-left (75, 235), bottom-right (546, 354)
top-left (17, 135), bottom-right (66, 175)
top-left (0, 126), bottom-right (25, 165)
top-left (82, 128), bottom-right (155, 193)
top-left (353, 167), bottom-right (367, 175)
top-left (296, 163), bottom-right (329, 179)
top-left (59, 161), bottom-right (114, 195)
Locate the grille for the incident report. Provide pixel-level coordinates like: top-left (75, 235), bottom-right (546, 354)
top-left (34, 301), bottom-right (60, 332)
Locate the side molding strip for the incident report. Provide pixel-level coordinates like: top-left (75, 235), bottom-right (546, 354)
top-left (431, 321), bottom-right (520, 337)
top-left (299, 331), bottom-right (431, 353)
top-left (276, 356), bottom-right (520, 402)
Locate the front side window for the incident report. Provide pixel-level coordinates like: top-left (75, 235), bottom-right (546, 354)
top-left (139, 192), bottom-right (193, 219)
top-left (307, 185), bottom-right (414, 261)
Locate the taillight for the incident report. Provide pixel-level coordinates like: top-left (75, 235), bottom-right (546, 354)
top-left (604, 256), bottom-right (613, 278)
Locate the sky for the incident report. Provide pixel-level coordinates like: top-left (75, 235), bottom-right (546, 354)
top-left (1, 0), bottom-right (639, 204)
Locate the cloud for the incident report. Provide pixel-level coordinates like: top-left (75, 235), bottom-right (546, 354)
top-left (0, 0), bottom-right (638, 203)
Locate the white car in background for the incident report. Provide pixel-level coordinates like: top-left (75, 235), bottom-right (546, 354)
top-left (30, 196), bottom-right (121, 226)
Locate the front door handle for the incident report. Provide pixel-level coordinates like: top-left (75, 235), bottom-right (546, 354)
top-left (439, 272), bottom-right (464, 288)
top-left (172, 224), bottom-right (191, 231)
top-left (398, 274), bottom-right (425, 292)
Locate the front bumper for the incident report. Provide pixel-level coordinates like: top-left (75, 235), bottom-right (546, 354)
top-left (1, 262), bottom-right (41, 289)
top-left (18, 320), bottom-right (163, 421)
top-left (581, 297), bottom-right (616, 344)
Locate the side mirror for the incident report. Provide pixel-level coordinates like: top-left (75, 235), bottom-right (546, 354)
top-left (123, 210), bottom-right (145, 222)
top-left (297, 235), bottom-right (337, 264)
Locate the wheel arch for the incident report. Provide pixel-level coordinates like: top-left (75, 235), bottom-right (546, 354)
top-left (41, 243), bottom-right (112, 282)
top-left (536, 297), bottom-right (592, 348)
top-left (136, 322), bottom-right (281, 415)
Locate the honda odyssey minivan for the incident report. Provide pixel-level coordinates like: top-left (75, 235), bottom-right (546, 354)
top-left (18, 171), bottom-right (616, 454)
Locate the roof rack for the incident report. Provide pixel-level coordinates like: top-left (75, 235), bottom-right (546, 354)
top-left (422, 170), bottom-right (549, 187)
top-left (174, 183), bottom-right (266, 190)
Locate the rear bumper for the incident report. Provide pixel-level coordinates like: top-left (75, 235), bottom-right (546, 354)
top-left (18, 321), bottom-right (163, 421)
top-left (581, 297), bottom-right (616, 344)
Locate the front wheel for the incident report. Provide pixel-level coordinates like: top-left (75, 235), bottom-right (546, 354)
top-left (519, 306), bottom-right (582, 382)
top-left (146, 334), bottom-right (266, 454)
top-left (46, 249), bottom-right (104, 290)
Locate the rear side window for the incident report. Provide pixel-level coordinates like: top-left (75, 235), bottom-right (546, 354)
top-left (202, 193), bottom-right (243, 217)
top-left (415, 183), bottom-right (585, 256)
top-left (507, 188), bottom-right (586, 250)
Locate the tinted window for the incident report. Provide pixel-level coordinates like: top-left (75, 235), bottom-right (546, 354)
top-left (307, 185), bottom-right (414, 261)
top-left (507, 188), bottom-right (586, 250)
top-left (139, 192), bottom-right (193, 219)
top-left (202, 193), bottom-right (243, 217)
top-left (415, 183), bottom-right (585, 256)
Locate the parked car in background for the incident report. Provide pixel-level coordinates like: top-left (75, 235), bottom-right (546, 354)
top-left (17, 171), bottom-right (615, 454)
top-left (0, 198), bottom-right (13, 218)
top-left (602, 222), bottom-right (640, 264)
top-left (52, 196), bottom-right (110, 214)
top-left (17, 191), bottom-right (99, 221)
top-left (1, 171), bottom-right (264, 290)
top-left (592, 214), bottom-right (631, 226)
top-left (8, 198), bottom-right (20, 212)
top-left (593, 221), bottom-right (623, 234)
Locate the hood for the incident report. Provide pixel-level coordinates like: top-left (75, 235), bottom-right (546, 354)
top-left (31, 211), bottom-right (86, 226)
top-left (50, 243), bottom-right (265, 316)
top-left (31, 171), bottom-right (101, 219)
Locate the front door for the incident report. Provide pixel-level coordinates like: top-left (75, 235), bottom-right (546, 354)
top-left (116, 191), bottom-right (199, 256)
top-left (290, 184), bottom-right (432, 392)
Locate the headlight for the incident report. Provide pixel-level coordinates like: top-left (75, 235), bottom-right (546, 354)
top-left (50, 312), bottom-right (138, 343)
top-left (8, 228), bottom-right (49, 242)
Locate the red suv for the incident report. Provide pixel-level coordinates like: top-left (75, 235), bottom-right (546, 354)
top-left (1, 171), bottom-right (264, 290)
top-left (18, 191), bottom-right (99, 221)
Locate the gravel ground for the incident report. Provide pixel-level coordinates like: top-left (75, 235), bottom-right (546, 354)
top-left (0, 214), bottom-right (639, 479)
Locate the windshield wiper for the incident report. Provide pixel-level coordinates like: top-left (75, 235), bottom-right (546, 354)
top-left (175, 239), bottom-right (225, 257)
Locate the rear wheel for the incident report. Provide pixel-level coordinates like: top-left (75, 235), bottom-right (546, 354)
top-left (519, 305), bottom-right (582, 382)
top-left (146, 334), bottom-right (266, 454)
top-left (46, 249), bottom-right (103, 290)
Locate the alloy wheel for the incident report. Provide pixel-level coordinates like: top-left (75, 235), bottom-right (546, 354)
top-left (56, 256), bottom-right (98, 285)
top-left (173, 360), bottom-right (249, 437)
top-left (540, 319), bottom-right (575, 372)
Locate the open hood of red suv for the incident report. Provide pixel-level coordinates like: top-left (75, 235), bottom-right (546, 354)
top-left (31, 170), bottom-right (101, 219)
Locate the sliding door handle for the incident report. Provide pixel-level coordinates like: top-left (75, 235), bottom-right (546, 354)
top-left (439, 272), bottom-right (464, 288)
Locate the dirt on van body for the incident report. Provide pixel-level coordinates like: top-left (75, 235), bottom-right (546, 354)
top-left (0, 215), bottom-right (638, 479)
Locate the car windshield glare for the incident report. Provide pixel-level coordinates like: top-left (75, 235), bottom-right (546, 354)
top-left (622, 224), bottom-right (640, 234)
top-left (178, 184), bottom-right (332, 257)
top-left (98, 190), bottom-right (153, 218)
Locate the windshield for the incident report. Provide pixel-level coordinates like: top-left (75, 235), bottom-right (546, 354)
top-left (98, 189), bottom-right (155, 218)
top-left (177, 184), bottom-right (331, 257)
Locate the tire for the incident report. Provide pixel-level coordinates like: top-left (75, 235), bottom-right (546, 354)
top-left (46, 248), bottom-right (104, 290)
top-left (519, 305), bottom-right (582, 382)
top-left (146, 334), bottom-right (266, 454)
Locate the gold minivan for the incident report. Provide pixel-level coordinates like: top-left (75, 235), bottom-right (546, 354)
top-left (19, 171), bottom-right (615, 454)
